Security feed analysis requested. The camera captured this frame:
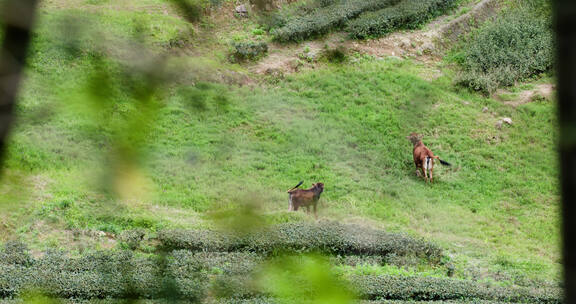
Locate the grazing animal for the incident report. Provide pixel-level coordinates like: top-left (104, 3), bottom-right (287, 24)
top-left (287, 182), bottom-right (324, 218)
top-left (407, 133), bottom-right (451, 183)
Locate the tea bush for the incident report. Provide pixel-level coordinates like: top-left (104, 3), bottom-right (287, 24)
top-left (118, 229), bottom-right (146, 250)
top-left (271, 0), bottom-right (401, 42)
top-left (352, 275), bottom-right (562, 303)
top-left (0, 250), bottom-right (261, 300)
top-left (229, 41), bottom-right (269, 62)
top-left (0, 241), bottom-right (32, 267)
top-left (0, 245), bottom-right (562, 303)
top-left (347, 0), bottom-right (457, 39)
top-left (454, 8), bottom-right (553, 94)
top-left (157, 221), bottom-right (442, 260)
top-left (170, 251), bottom-right (262, 275)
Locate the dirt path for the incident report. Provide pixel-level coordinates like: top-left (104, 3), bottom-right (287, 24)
top-left (495, 83), bottom-right (556, 107)
top-left (252, 0), bottom-right (500, 75)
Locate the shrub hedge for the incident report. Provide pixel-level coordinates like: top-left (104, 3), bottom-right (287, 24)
top-left (271, 0), bottom-right (401, 42)
top-left (347, 0), bottom-right (457, 39)
top-left (0, 237), bottom-right (562, 303)
top-left (0, 247), bottom-right (261, 300)
top-left (0, 251), bottom-right (564, 303)
top-left (157, 221), bottom-right (442, 261)
top-left (351, 275), bottom-right (562, 303)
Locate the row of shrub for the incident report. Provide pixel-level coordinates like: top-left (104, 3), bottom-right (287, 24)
top-left (0, 259), bottom-right (563, 303)
top-left (351, 275), bottom-right (562, 303)
top-left (0, 242), bottom-right (563, 303)
top-left (0, 248), bottom-right (263, 300)
top-left (261, 0), bottom-right (341, 29)
top-left (452, 5), bottom-right (553, 93)
top-left (156, 221), bottom-right (442, 261)
top-left (271, 0), bottom-right (402, 42)
top-left (346, 0), bottom-right (458, 39)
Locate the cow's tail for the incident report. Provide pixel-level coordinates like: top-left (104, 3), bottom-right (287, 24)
top-left (287, 180), bottom-right (304, 193)
top-left (435, 156), bottom-right (452, 166)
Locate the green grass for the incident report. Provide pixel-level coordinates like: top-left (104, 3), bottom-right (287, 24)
top-left (0, 0), bottom-right (560, 291)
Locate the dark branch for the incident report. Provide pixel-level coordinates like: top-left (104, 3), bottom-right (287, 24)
top-left (0, 0), bottom-right (40, 171)
top-left (556, 0), bottom-right (576, 302)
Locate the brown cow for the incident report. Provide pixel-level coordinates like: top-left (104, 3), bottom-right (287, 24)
top-left (407, 133), bottom-right (451, 183)
top-left (287, 181), bottom-right (324, 218)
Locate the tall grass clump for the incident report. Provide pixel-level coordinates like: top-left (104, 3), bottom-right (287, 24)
top-left (453, 8), bottom-right (553, 94)
top-left (271, 0), bottom-right (401, 42)
top-left (347, 0), bottom-right (458, 39)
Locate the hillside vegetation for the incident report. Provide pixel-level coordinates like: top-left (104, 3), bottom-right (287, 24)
top-left (0, 0), bottom-right (560, 302)
top-left (450, 0), bottom-right (554, 93)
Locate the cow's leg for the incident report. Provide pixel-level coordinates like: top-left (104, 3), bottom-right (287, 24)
top-left (288, 195), bottom-right (293, 211)
top-left (313, 203), bottom-right (318, 220)
top-left (305, 206), bottom-right (310, 214)
top-left (430, 164), bottom-right (434, 183)
top-left (422, 159), bottom-right (429, 182)
top-left (414, 160), bottom-right (422, 177)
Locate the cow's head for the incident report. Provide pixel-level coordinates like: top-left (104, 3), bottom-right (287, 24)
top-left (406, 133), bottom-right (423, 146)
top-left (313, 182), bottom-right (324, 194)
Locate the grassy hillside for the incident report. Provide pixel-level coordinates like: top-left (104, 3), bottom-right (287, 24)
top-left (0, 0), bottom-right (560, 300)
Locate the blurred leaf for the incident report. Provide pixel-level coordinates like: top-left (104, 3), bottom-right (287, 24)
top-left (207, 193), bottom-right (267, 235)
top-left (258, 254), bottom-right (355, 304)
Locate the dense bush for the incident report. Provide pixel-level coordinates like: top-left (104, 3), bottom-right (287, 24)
top-left (454, 8), bottom-right (553, 94)
top-left (229, 41), bottom-right (268, 62)
top-left (157, 221), bottom-right (442, 261)
top-left (271, 0), bottom-right (401, 42)
top-left (351, 275), bottom-right (562, 303)
top-left (347, 0), bottom-right (457, 39)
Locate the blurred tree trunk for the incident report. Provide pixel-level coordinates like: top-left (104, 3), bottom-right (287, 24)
top-left (0, 0), bottom-right (39, 171)
top-left (556, 0), bottom-right (576, 302)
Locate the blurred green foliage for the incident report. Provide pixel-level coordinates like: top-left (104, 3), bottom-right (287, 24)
top-left (258, 254), bottom-right (354, 304)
